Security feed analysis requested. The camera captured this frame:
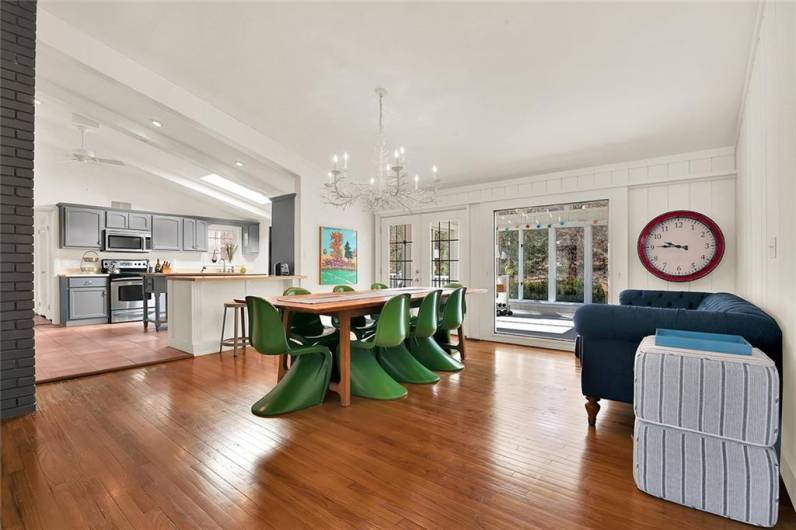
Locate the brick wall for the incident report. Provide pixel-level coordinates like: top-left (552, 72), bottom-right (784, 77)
top-left (1, 0), bottom-right (37, 419)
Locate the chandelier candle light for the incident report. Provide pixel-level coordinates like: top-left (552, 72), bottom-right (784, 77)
top-left (324, 88), bottom-right (441, 210)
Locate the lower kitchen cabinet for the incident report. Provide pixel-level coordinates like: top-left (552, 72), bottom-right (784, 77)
top-left (59, 277), bottom-right (109, 326)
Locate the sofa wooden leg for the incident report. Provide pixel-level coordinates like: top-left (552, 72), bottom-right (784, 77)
top-left (585, 396), bottom-right (600, 426)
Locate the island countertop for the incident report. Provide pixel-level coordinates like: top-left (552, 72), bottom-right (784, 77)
top-left (143, 272), bottom-right (306, 282)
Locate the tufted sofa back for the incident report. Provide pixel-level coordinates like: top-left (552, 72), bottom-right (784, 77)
top-left (619, 289), bottom-right (710, 310)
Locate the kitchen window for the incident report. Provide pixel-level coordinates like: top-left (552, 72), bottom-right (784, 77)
top-left (208, 227), bottom-right (238, 260)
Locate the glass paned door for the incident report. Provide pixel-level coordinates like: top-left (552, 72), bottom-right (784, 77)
top-left (381, 210), bottom-right (467, 289)
top-left (389, 223), bottom-right (414, 287)
top-left (494, 200), bottom-right (609, 341)
top-left (522, 229), bottom-right (548, 301)
top-left (554, 227), bottom-right (585, 303)
top-left (430, 220), bottom-right (460, 287)
top-left (497, 230), bottom-right (519, 298)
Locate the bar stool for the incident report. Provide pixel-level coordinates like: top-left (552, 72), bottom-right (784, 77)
top-left (219, 301), bottom-right (249, 356)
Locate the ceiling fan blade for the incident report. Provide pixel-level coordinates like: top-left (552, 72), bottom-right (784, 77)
top-left (95, 158), bottom-right (125, 166)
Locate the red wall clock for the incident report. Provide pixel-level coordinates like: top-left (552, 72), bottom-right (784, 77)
top-left (637, 210), bottom-right (725, 282)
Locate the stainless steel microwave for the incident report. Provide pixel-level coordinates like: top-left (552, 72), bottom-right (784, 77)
top-left (103, 229), bottom-right (151, 253)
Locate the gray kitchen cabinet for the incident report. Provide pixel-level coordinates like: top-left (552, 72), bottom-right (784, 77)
top-left (152, 215), bottom-right (182, 250)
top-left (62, 206), bottom-right (104, 248)
top-left (181, 218), bottom-right (208, 251)
top-left (196, 220), bottom-right (208, 252)
top-left (128, 213), bottom-right (151, 231)
top-left (106, 211), bottom-right (151, 232)
top-left (242, 223), bottom-right (259, 255)
top-left (59, 276), bottom-right (109, 326)
top-left (182, 218), bottom-right (196, 250)
top-left (68, 287), bottom-right (107, 320)
top-left (105, 210), bottom-right (128, 229)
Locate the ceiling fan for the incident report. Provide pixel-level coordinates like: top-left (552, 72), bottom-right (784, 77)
top-left (69, 113), bottom-right (125, 167)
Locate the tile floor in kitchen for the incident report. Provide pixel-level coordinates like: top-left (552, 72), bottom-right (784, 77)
top-left (34, 319), bottom-right (191, 382)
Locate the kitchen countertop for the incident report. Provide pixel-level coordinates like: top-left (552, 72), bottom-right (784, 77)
top-left (143, 273), bottom-right (306, 282)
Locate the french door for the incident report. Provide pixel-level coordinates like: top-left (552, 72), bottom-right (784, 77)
top-left (380, 210), bottom-right (467, 288)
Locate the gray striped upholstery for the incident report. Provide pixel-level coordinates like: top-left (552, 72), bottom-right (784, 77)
top-left (633, 336), bottom-right (779, 447)
top-left (633, 336), bottom-right (780, 526)
top-left (634, 420), bottom-right (779, 527)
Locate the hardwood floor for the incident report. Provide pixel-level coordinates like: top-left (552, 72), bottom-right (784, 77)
top-left (3, 340), bottom-right (795, 529)
top-left (34, 322), bottom-right (190, 382)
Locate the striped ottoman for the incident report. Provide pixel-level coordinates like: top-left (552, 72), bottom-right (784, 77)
top-left (632, 336), bottom-right (780, 527)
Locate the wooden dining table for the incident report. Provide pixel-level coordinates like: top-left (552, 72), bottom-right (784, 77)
top-left (269, 287), bottom-right (486, 407)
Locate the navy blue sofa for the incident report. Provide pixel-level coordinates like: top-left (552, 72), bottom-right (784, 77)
top-left (573, 290), bottom-right (782, 426)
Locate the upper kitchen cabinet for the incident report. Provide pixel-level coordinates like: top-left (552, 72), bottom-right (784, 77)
top-left (242, 223), bottom-right (259, 255)
top-left (151, 215), bottom-right (182, 250)
top-left (61, 206), bottom-right (104, 248)
top-left (181, 218), bottom-right (208, 252)
top-left (105, 211), bottom-right (152, 232)
top-left (128, 213), bottom-right (152, 231)
top-left (196, 220), bottom-right (208, 252)
top-left (105, 210), bottom-right (129, 230)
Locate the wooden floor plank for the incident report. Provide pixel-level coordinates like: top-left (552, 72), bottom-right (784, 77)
top-left (3, 339), bottom-right (796, 529)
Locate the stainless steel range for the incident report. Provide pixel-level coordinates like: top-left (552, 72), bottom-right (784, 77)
top-left (102, 259), bottom-right (154, 323)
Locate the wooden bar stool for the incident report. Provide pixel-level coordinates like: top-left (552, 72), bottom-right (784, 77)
top-left (219, 301), bottom-right (249, 356)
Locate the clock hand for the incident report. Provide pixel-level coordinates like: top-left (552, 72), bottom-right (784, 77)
top-left (658, 242), bottom-right (689, 250)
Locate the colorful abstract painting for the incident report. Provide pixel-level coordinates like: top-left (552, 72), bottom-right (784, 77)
top-left (319, 226), bottom-right (358, 285)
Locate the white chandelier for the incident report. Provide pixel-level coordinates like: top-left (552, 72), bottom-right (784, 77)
top-left (324, 87), bottom-right (440, 210)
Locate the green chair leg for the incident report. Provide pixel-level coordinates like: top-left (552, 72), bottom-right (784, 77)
top-left (251, 351), bottom-right (332, 417)
top-left (344, 345), bottom-right (408, 400)
top-left (409, 336), bottom-right (464, 372)
top-left (377, 343), bottom-right (440, 384)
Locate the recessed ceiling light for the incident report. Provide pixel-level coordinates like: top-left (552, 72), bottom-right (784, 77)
top-left (150, 119), bottom-right (163, 128)
top-left (201, 174), bottom-right (270, 205)
top-left (234, 160), bottom-right (244, 168)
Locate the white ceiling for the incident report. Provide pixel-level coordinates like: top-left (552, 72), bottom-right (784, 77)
top-left (40, 1), bottom-right (758, 187)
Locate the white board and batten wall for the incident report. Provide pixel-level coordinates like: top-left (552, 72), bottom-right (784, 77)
top-left (735, 1), bottom-right (796, 502)
top-left (377, 146), bottom-right (738, 348)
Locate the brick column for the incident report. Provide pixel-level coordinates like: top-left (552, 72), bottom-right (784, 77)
top-left (1, 0), bottom-right (37, 419)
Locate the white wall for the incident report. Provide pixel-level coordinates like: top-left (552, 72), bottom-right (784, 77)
top-left (735, 1), bottom-right (796, 501)
top-left (296, 174), bottom-right (374, 293)
top-left (628, 178), bottom-right (735, 293)
top-left (378, 147), bottom-right (738, 349)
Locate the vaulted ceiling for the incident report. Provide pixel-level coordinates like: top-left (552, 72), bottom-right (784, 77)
top-left (38, 1), bottom-right (758, 190)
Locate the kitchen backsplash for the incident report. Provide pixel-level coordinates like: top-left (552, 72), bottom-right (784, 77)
top-left (54, 247), bottom-right (266, 274)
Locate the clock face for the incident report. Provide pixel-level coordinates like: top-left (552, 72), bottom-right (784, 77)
top-left (637, 210), bottom-right (725, 282)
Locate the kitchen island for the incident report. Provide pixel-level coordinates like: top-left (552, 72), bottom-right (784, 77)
top-left (144, 273), bottom-right (305, 355)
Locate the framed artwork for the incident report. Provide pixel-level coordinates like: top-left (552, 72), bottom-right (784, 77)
top-left (319, 226), bottom-right (358, 285)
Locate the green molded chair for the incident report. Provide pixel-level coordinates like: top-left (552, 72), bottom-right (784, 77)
top-left (331, 284), bottom-right (377, 338)
top-left (371, 282), bottom-right (389, 290)
top-left (245, 296), bottom-right (333, 416)
top-left (437, 287), bottom-right (467, 358)
top-left (377, 290), bottom-right (441, 384)
top-left (343, 294), bottom-right (410, 400)
top-left (435, 282), bottom-right (467, 346)
top-left (282, 287), bottom-right (339, 347)
top-left (409, 289), bottom-right (465, 372)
